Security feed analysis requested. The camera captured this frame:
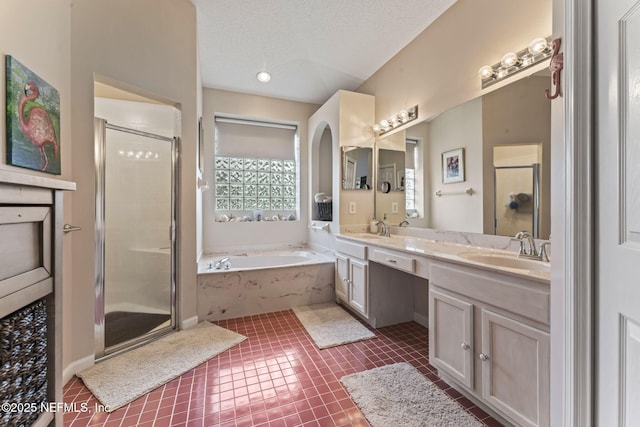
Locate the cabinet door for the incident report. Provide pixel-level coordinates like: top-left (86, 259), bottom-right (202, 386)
top-left (335, 253), bottom-right (349, 302)
top-left (480, 309), bottom-right (549, 427)
top-left (348, 258), bottom-right (368, 317)
top-left (429, 288), bottom-right (474, 388)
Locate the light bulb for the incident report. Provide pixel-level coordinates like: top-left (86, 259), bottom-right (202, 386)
top-left (256, 71), bottom-right (271, 83)
top-left (380, 119), bottom-right (389, 130)
top-left (478, 65), bottom-right (495, 79)
top-left (373, 124), bottom-right (381, 133)
top-left (501, 52), bottom-right (519, 68)
top-left (528, 37), bottom-right (548, 55)
top-left (399, 110), bottom-right (409, 121)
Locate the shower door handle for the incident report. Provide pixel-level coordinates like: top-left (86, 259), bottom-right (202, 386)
top-left (63, 224), bottom-right (82, 233)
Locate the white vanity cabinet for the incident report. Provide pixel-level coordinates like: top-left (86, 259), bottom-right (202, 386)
top-left (429, 261), bottom-right (550, 427)
top-left (335, 238), bottom-right (369, 318)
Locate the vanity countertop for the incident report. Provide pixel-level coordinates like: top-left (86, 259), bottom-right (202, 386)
top-left (337, 232), bottom-right (550, 284)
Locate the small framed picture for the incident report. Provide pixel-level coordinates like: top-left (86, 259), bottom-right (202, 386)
top-left (442, 148), bottom-right (464, 184)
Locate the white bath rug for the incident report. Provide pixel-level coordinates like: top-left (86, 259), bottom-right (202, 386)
top-left (77, 322), bottom-right (246, 412)
top-left (292, 302), bottom-right (375, 349)
top-left (341, 362), bottom-right (483, 427)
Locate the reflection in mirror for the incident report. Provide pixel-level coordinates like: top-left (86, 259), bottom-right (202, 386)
top-left (341, 146), bottom-right (372, 190)
top-left (375, 148), bottom-right (406, 224)
top-left (375, 70), bottom-right (551, 238)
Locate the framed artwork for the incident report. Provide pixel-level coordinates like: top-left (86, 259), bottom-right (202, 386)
top-left (5, 55), bottom-right (61, 174)
top-left (442, 148), bottom-right (464, 183)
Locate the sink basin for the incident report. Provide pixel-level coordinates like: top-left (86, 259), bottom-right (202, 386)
top-left (458, 252), bottom-right (550, 273)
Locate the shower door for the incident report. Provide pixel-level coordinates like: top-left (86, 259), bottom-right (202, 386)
top-left (494, 164), bottom-right (540, 238)
top-left (95, 118), bottom-right (176, 358)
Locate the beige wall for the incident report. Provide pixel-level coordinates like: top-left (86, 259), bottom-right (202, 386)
top-left (68, 0), bottom-right (198, 372)
top-left (357, 0), bottom-right (551, 129)
top-left (202, 88), bottom-right (319, 252)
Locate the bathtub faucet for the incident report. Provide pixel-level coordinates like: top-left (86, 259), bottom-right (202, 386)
top-left (214, 257), bottom-right (230, 270)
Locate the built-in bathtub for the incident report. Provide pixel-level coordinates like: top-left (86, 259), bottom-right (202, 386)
top-left (197, 249), bottom-right (335, 321)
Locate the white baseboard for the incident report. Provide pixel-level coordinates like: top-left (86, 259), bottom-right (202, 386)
top-left (413, 312), bottom-right (428, 328)
top-left (181, 315), bottom-right (199, 330)
top-left (63, 354), bottom-right (95, 386)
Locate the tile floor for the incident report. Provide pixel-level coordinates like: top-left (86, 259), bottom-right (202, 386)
top-left (63, 309), bottom-right (503, 426)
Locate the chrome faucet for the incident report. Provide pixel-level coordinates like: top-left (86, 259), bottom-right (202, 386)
top-left (399, 220), bottom-right (410, 227)
top-left (376, 220), bottom-right (390, 237)
top-left (512, 231), bottom-right (550, 261)
top-left (512, 231), bottom-right (537, 257)
top-left (214, 257), bottom-right (230, 269)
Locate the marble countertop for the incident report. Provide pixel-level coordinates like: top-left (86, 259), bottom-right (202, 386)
top-left (337, 232), bottom-right (551, 284)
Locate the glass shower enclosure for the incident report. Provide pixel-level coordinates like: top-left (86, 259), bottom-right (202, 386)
top-left (494, 164), bottom-right (540, 238)
top-left (94, 118), bottom-right (176, 358)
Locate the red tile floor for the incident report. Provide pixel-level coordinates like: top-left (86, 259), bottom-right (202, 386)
top-left (63, 309), bottom-right (503, 426)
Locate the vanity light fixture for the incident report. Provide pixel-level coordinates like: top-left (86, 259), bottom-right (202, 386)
top-left (373, 105), bottom-right (418, 136)
top-left (478, 36), bottom-right (553, 89)
top-left (256, 71), bottom-right (271, 83)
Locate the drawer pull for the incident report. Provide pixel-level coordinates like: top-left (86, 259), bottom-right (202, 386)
top-left (479, 353), bottom-right (489, 361)
top-left (386, 259), bottom-right (397, 264)
top-left (461, 342), bottom-right (470, 350)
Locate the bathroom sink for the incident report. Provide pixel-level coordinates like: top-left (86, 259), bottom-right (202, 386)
top-left (458, 252), bottom-right (550, 273)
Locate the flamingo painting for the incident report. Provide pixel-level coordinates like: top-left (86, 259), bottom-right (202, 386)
top-left (19, 82), bottom-right (59, 171)
top-left (6, 55), bottom-right (61, 174)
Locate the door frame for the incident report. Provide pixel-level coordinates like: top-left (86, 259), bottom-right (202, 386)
top-left (554, 0), bottom-right (594, 425)
top-left (93, 118), bottom-right (178, 359)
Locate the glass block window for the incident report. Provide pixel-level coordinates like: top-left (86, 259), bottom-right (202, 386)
top-left (405, 168), bottom-right (415, 210)
top-left (215, 156), bottom-right (296, 213)
top-left (214, 115), bottom-right (298, 221)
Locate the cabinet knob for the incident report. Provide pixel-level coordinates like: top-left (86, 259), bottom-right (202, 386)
top-left (461, 342), bottom-right (470, 350)
top-left (479, 353), bottom-right (489, 361)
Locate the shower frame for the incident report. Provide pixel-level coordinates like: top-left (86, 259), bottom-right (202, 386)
top-left (94, 118), bottom-right (178, 359)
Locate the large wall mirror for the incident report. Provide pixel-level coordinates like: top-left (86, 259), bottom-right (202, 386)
top-left (342, 146), bottom-right (372, 190)
top-left (374, 69), bottom-right (551, 239)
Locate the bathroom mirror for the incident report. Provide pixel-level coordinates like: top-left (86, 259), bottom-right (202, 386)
top-left (374, 70), bottom-right (551, 239)
top-left (341, 146), bottom-right (373, 190)
top-left (375, 147), bottom-right (406, 223)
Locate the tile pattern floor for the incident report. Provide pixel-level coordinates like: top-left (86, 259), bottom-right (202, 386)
top-left (63, 309), bottom-right (503, 426)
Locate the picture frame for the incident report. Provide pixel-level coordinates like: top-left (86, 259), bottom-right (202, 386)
top-left (442, 148), bottom-right (464, 184)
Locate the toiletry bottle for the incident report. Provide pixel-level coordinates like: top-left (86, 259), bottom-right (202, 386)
top-left (370, 217), bottom-right (378, 234)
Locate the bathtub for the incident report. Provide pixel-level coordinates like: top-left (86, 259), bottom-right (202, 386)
top-left (197, 249), bottom-right (335, 321)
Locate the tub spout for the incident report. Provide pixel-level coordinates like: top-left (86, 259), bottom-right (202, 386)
top-left (214, 257), bottom-right (230, 269)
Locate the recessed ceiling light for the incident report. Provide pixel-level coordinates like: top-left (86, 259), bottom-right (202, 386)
top-left (256, 71), bottom-right (271, 83)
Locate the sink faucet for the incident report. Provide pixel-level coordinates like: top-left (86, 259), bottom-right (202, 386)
top-left (399, 220), bottom-right (410, 227)
top-left (512, 231), bottom-right (550, 261)
top-left (376, 220), bottom-right (390, 237)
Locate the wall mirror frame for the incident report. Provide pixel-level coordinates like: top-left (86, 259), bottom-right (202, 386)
top-left (341, 146), bottom-right (373, 190)
top-left (373, 69), bottom-right (551, 239)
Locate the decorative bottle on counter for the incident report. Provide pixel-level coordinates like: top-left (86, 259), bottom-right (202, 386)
top-left (370, 217), bottom-right (378, 234)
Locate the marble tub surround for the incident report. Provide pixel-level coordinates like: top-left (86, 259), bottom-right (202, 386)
top-left (198, 249), bottom-right (335, 321)
top-left (339, 231), bottom-right (550, 283)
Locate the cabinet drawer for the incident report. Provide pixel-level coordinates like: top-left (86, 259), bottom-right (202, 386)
top-left (335, 238), bottom-right (367, 260)
top-left (0, 207), bottom-right (52, 300)
top-left (370, 248), bottom-right (415, 274)
top-left (430, 262), bottom-right (550, 326)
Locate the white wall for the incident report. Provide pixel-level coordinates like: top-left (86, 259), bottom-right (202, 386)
top-left (428, 97), bottom-right (484, 232)
top-left (202, 88), bottom-right (319, 252)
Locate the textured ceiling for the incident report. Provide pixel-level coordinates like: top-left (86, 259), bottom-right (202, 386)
top-left (192, 0), bottom-right (457, 104)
